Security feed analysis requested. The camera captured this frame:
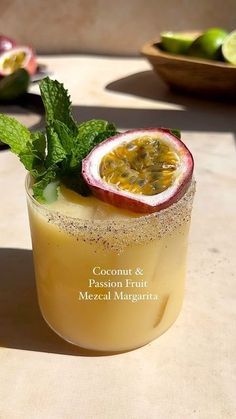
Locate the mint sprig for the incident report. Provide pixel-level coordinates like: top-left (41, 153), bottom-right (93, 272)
top-left (0, 77), bottom-right (118, 202)
top-left (39, 78), bottom-right (77, 135)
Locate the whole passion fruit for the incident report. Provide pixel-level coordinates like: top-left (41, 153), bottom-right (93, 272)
top-left (0, 46), bottom-right (37, 76)
top-left (82, 128), bottom-right (194, 214)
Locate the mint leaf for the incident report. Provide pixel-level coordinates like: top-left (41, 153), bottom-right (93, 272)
top-left (32, 168), bottom-right (58, 203)
top-left (170, 129), bottom-right (181, 139)
top-left (62, 121), bottom-right (117, 196)
top-left (73, 119), bottom-right (117, 163)
top-left (46, 126), bottom-right (67, 167)
top-left (30, 131), bottom-right (46, 160)
top-left (77, 119), bottom-right (116, 137)
top-left (0, 115), bottom-right (47, 178)
top-left (0, 114), bottom-right (31, 154)
top-left (19, 132), bottom-right (46, 174)
top-left (40, 77), bottom-right (77, 135)
top-left (53, 120), bottom-right (74, 153)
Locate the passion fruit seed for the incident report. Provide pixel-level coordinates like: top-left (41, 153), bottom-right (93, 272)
top-left (3, 51), bottom-right (26, 72)
top-left (100, 136), bottom-right (179, 196)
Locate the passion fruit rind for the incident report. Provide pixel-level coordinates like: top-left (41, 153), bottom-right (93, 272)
top-left (82, 128), bottom-right (194, 214)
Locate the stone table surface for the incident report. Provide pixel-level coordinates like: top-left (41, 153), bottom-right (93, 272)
top-left (0, 55), bottom-right (236, 419)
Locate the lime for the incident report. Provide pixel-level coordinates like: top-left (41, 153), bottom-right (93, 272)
top-left (161, 31), bottom-right (199, 54)
top-left (222, 30), bottom-right (236, 64)
top-left (188, 28), bottom-right (228, 60)
top-left (0, 68), bottom-right (30, 102)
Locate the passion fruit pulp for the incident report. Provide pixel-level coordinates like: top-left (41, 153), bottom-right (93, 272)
top-left (82, 128), bottom-right (194, 214)
top-left (100, 136), bottom-right (179, 196)
top-left (0, 46), bottom-right (37, 76)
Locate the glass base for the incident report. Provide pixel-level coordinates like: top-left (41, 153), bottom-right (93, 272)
top-left (39, 302), bottom-right (181, 355)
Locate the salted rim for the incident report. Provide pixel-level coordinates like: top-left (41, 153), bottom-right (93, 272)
top-left (25, 173), bottom-right (195, 228)
top-left (26, 174), bottom-right (195, 251)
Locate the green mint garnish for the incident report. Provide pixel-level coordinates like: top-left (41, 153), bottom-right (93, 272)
top-left (0, 77), bottom-right (118, 202)
top-left (39, 78), bottom-right (78, 135)
top-left (0, 114), bottom-right (31, 154)
top-left (169, 129), bottom-right (181, 139)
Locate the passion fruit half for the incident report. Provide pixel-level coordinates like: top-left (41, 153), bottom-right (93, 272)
top-left (0, 46), bottom-right (37, 76)
top-left (82, 128), bottom-right (194, 214)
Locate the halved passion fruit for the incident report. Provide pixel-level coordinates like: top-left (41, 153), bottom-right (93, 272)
top-left (0, 46), bottom-right (37, 76)
top-left (82, 128), bottom-right (194, 214)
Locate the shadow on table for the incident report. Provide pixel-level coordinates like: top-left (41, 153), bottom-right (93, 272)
top-left (71, 102), bottom-right (236, 134)
top-left (0, 94), bottom-right (45, 147)
top-left (101, 70), bottom-right (235, 134)
top-left (106, 69), bottom-right (236, 105)
top-left (71, 69), bottom-right (236, 133)
top-left (0, 248), bottom-right (126, 357)
top-left (0, 93), bottom-right (44, 117)
top-left (1, 71), bottom-right (235, 138)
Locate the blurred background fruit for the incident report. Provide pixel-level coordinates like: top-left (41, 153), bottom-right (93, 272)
top-left (0, 68), bottom-right (30, 102)
top-left (188, 28), bottom-right (228, 60)
top-left (160, 31), bottom-right (199, 54)
top-left (0, 35), bottom-right (17, 53)
top-left (222, 30), bottom-right (236, 64)
top-left (0, 46), bottom-right (37, 76)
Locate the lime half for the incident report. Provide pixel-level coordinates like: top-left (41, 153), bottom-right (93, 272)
top-left (222, 30), bottom-right (236, 65)
top-left (161, 31), bottom-right (199, 55)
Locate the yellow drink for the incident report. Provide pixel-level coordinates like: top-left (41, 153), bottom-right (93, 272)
top-left (26, 179), bottom-right (195, 352)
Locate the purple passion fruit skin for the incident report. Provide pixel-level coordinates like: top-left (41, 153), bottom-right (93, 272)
top-left (82, 128), bottom-right (194, 214)
top-left (0, 35), bottom-right (17, 53)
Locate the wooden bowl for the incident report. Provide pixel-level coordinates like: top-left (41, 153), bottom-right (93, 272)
top-left (141, 41), bottom-right (236, 98)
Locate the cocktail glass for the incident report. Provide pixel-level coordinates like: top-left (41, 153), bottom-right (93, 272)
top-left (26, 175), bottom-right (195, 352)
